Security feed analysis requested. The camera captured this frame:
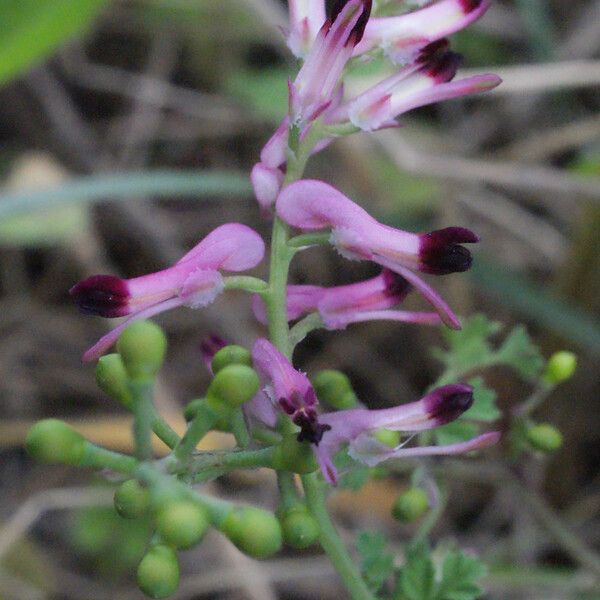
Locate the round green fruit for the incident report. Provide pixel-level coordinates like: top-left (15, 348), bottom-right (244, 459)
top-left (117, 321), bottom-right (167, 380)
top-left (155, 501), bottom-right (210, 549)
top-left (220, 506), bottom-right (282, 559)
top-left (211, 345), bottom-right (252, 374)
top-left (136, 544), bottom-right (179, 598)
top-left (114, 480), bottom-right (150, 519)
top-left (392, 488), bottom-right (429, 523)
top-left (26, 419), bottom-right (87, 466)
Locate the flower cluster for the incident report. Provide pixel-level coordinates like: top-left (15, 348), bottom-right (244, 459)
top-left (252, 0), bottom-right (500, 211)
top-left (70, 0), bottom-right (500, 486)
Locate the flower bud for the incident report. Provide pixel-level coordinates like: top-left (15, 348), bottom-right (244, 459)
top-left (117, 321), bottom-right (167, 381)
top-left (220, 506), bottom-right (282, 559)
top-left (96, 354), bottom-right (133, 409)
top-left (114, 479), bottom-right (150, 519)
top-left (206, 364), bottom-right (260, 408)
top-left (312, 369), bottom-right (359, 410)
top-left (272, 434), bottom-right (318, 474)
top-left (392, 488), bottom-right (429, 522)
top-left (527, 423), bottom-right (563, 452)
top-left (155, 500), bottom-right (210, 549)
top-left (211, 345), bottom-right (252, 374)
top-left (26, 419), bottom-right (87, 466)
top-left (543, 351), bottom-right (577, 385)
top-left (373, 428), bottom-right (401, 448)
top-left (279, 506), bottom-right (319, 549)
top-left (137, 544), bottom-right (179, 598)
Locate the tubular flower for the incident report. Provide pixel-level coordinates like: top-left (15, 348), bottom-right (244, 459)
top-left (355, 0), bottom-right (491, 64)
top-left (286, 0), bottom-right (327, 58)
top-left (249, 339), bottom-right (499, 484)
top-left (290, 0), bottom-right (371, 124)
top-left (252, 269), bottom-right (442, 329)
top-left (328, 39), bottom-right (501, 132)
top-left (277, 179), bottom-right (478, 328)
top-left (71, 224), bottom-right (265, 362)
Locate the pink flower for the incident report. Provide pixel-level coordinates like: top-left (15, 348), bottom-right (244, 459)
top-left (249, 339), bottom-right (499, 484)
top-left (355, 0), bottom-right (491, 64)
top-left (277, 179), bottom-right (478, 328)
top-left (290, 0), bottom-right (372, 124)
top-left (328, 39), bottom-right (501, 131)
top-left (252, 270), bottom-right (442, 329)
top-left (71, 224), bottom-right (265, 362)
top-left (286, 0), bottom-right (327, 58)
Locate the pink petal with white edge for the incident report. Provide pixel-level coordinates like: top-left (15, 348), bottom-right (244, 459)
top-left (177, 223), bottom-right (265, 272)
top-left (354, 0), bottom-right (491, 62)
top-left (251, 162), bottom-right (284, 211)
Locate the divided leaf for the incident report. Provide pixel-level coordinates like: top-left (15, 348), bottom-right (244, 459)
top-left (356, 531), bottom-right (395, 593)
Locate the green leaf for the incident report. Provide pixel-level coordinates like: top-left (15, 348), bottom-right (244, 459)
top-left (433, 315), bottom-right (501, 377)
top-left (334, 450), bottom-right (371, 491)
top-left (433, 421), bottom-right (479, 446)
top-left (496, 326), bottom-right (544, 381)
top-left (0, 0), bottom-right (107, 86)
top-left (396, 542), bottom-right (436, 600)
top-left (463, 377), bottom-right (501, 422)
top-left (436, 550), bottom-right (487, 600)
top-left (356, 531), bottom-right (395, 593)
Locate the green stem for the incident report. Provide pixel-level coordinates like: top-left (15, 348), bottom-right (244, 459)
top-left (151, 413), bottom-right (180, 449)
top-left (278, 471), bottom-right (301, 511)
top-left (302, 473), bottom-right (376, 600)
top-left (130, 379), bottom-right (154, 460)
top-left (412, 483), bottom-right (447, 545)
top-left (189, 447), bottom-right (275, 474)
top-left (224, 276), bottom-right (269, 294)
top-left (81, 444), bottom-right (138, 473)
top-left (172, 403), bottom-right (217, 463)
top-left (513, 382), bottom-right (554, 417)
top-left (288, 232), bottom-right (332, 249)
top-left (289, 313), bottom-right (324, 347)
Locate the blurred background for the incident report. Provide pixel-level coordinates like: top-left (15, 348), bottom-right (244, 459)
top-left (1, 0), bottom-right (600, 598)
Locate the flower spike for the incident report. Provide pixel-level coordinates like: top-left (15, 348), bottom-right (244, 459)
top-left (276, 179), bottom-right (479, 328)
top-left (71, 224), bottom-right (265, 362)
top-left (252, 270), bottom-right (442, 329)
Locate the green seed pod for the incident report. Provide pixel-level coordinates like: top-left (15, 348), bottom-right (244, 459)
top-left (26, 419), bottom-right (87, 466)
top-left (272, 434), bottom-right (318, 474)
top-left (114, 480), bottom-right (150, 519)
top-left (117, 321), bottom-right (167, 381)
top-left (373, 428), bottom-right (401, 448)
top-left (136, 544), bottom-right (179, 599)
top-left (155, 501), bottom-right (210, 549)
top-left (527, 423), bottom-right (563, 452)
top-left (543, 351), bottom-right (577, 385)
top-left (279, 506), bottom-right (319, 549)
top-left (312, 370), bottom-right (359, 410)
top-left (211, 345), bottom-right (252, 374)
top-left (392, 488), bottom-right (429, 523)
top-left (206, 364), bottom-right (260, 408)
top-left (220, 506), bottom-right (282, 559)
top-left (96, 353), bottom-right (133, 409)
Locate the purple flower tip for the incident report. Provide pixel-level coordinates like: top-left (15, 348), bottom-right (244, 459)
top-left (294, 409), bottom-right (332, 445)
top-left (382, 269), bottom-right (412, 301)
top-left (200, 334), bottom-right (228, 371)
top-left (70, 275), bottom-right (130, 317)
top-left (425, 383), bottom-right (474, 425)
top-left (419, 227), bottom-right (479, 275)
top-left (418, 39), bottom-right (463, 83)
top-left (329, 0), bottom-right (372, 45)
top-left (459, 0), bottom-right (484, 13)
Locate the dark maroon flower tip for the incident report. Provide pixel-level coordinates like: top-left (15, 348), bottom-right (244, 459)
top-left (294, 409), bottom-right (332, 445)
top-left (417, 40), bottom-right (462, 84)
top-left (69, 274), bottom-right (130, 317)
top-left (200, 334), bottom-right (228, 371)
top-left (459, 0), bottom-right (484, 14)
top-left (425, 383), bottom-right (474, 425)
top-left (419, 227), bottom-right (479, 275)
top-left (329, 0), bottom-right (372, 45)
top-left (382, 269), bottom-right (412, 301)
